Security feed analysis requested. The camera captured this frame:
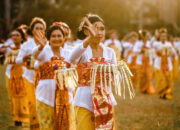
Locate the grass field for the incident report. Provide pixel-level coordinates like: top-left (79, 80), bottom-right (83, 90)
top-left (0, 65), bottom-right (180, 130)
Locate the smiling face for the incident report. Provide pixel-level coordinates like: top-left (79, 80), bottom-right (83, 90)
top-left (49, 29), bottom-right (64, 48)
top-left (11, 30), bottom-right (22, 45)
top-left (32, 23), bottom-right (45, 37)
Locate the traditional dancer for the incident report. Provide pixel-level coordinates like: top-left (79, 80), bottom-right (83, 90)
top-left (69, 14), bottom-right (134, 130)
top-left (124, 32), bottom-right (139, 88)
top-left (16, 17), bottom-right (46, 129)
top-left (32, 23), bottom-right (76, 130)
top-left (133, 30), bottom-right (155, 94)
top-left (153, 28), bottom-right (175, 99)
top-left (5, 28), bottom-right (29, 126)
top-left (104, 29), bottom-right (122, 61)
top-left (169, 35), bottom-right (179, 81)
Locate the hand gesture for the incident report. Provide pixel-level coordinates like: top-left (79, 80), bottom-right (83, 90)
top-left (34, 30), bottom-right (47, 50)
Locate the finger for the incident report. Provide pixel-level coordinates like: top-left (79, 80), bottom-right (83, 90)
top-left (84, 18), bottom-right (96, 37)
top-left (34, 35), bottom-right (41, 45)
top-left (39, 30), bottom-right (45, 39)
top-left (84, 17), bottom-right (92, 27)
top-left (37, 30), bottom-right (43, 38)
top-left (35, 35), bottom-right (43, 45)
top-left (84, 25), bottom-right (96, 37)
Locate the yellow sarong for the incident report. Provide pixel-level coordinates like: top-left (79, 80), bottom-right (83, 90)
top-left (137, 55), bottom-right (155, 94)
top-left (75, 107), bottom-right (95, 130)
top-left (12, 96), bottom-right (29, 123)
top-left (127, 55), bottom-right (138, 88)
top-left (36, 100), bottom-right (56, 130)
top-left (24, 78), bottom-right (40, 129)
top-left (154, 69), bottom-right (173, 99)
top-left (5, 75), bottom-right (11, 100)
top-left (172, 58), bottom-right (179, 81)
top-left (137, 65), bottom-right (155, 94)
top-left (5, 75), bottom-right (13, 113)
top-left (75, 106), bottom-right (116, 130)
top-left (10, 65), bottom-right (29, 123)
top-left (36, 100), bottom-right (76, 130)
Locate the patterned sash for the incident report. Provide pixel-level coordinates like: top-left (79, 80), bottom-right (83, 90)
top-left (77, 57), bottom-right (114, 129)
top-left (8, 49), bottom-right (26, 97)
top-left (38, 56), bottom-right (70, 130)
top-left (10, 64), bottom-right (26, 97)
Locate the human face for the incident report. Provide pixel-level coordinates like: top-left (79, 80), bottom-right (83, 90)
top-left (110, 32), bottom-right (118, 40)
top-left (93, 21), bottom-right (105, 42)
top-left (160, 32), bottom-right (167, 43)
top-left (49, 29), bottom-right (64, 48)
top-left (32, 23), bottom-right (45, 37)
top-left (130, 36), bottom-right (138, 44)
top-left (11, 30), bottom-right (22, 45)
top-left (155, 30), bottom-right (159, 38)
top-left (143, 32), bottom-right (150, 42)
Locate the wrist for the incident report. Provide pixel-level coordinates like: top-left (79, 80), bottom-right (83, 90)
top-left (83, 36), bottom-right (91, 48)
top-left (38, 45), bottom-right (44, 51)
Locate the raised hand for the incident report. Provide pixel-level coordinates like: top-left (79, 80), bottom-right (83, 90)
top-left (34, 30), bottom-right (47, 50)
top-left (83, 17), bottom-right (101, 48)
top-left (83, 17), bottom-right (96, 37)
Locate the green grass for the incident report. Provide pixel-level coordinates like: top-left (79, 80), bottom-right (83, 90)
top-left (115, 76), bottom-right (180, 130)
top-left (0, 65), bottom-right (180, 130)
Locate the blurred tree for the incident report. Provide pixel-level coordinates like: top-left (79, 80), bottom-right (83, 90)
top-left (0, 0), bottom-right (180, 39)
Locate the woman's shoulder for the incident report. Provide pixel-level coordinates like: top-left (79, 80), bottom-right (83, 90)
top-left (103, 44), bottom-right (114, 52)
top-left (21, 37), bottom-right (35, 48)
top-left (103, 45), bottom-right (116, 58)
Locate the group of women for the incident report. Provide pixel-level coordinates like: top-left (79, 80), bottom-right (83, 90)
top-left (2, 14), bottom-right (122, 130)
top-left (1, 12), bottom-right (180, 130)
top-left (122, 29), bottom-right (179, 100)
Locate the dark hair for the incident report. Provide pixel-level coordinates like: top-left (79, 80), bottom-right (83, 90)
top-left (29, 17), bottom-right (46, 36)
top-left (77, 14), bottom-right (104, 40)
top-left (46, 24), bottom-right (65, 40)
top-left (13, 28), bottom-right (26, 43)
top-left (53, 22), bottom-right (71, 38)
top-left (158, 28), bottom-right (167, 41)
top-left (138, 29), bottom-right (149, 40)
top-left (18, 24), bottom-right (28, 32)
top-left (159, 28), bottom-right (167, 35)
top-left (127, 31), bottom-right (138, 40)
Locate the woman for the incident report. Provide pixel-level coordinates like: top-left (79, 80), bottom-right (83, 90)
top-left (5, 28), bottom-right (29, 126)
top-left (133, 30), bottom-right (155, 94)
top-left (169, 35), bottom-right (179, 81)
top-left (69, 14), bottom-right (117, 130)
top-left (104, 29), bottom-right (122, 61)
top-left (153, 28), bottom-right (175, 99)
top-left (3, 31), bottom-right (15, 111)
top-left (16, 17), bottom-right (46, 129)
top-left (32, 23), bottom-right (75, 130)
top-left (124, 32), bottom-right (139, 88)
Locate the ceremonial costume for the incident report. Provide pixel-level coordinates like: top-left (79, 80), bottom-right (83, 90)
top-left (70, 43), bottom-right (134, 130)
top-left (153, 41), bottom-right (175, 99)
top-left (32, 44), bottom-right (76, 130)
top-left (5, 47), bottom-right (29, 123)
top-left (16, 38), bottom-right (39, 129)
top-left (124, 42), bottom-right (138, 88)
top-left (172, 41), bottom-right (179, 81)
top-left (104, 39), bottom-right (122, 61)
top-left (133, 41), bottom-right (155, 94)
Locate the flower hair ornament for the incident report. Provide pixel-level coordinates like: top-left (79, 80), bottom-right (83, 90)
top-left (53, 22), bottom-right (63, 27)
